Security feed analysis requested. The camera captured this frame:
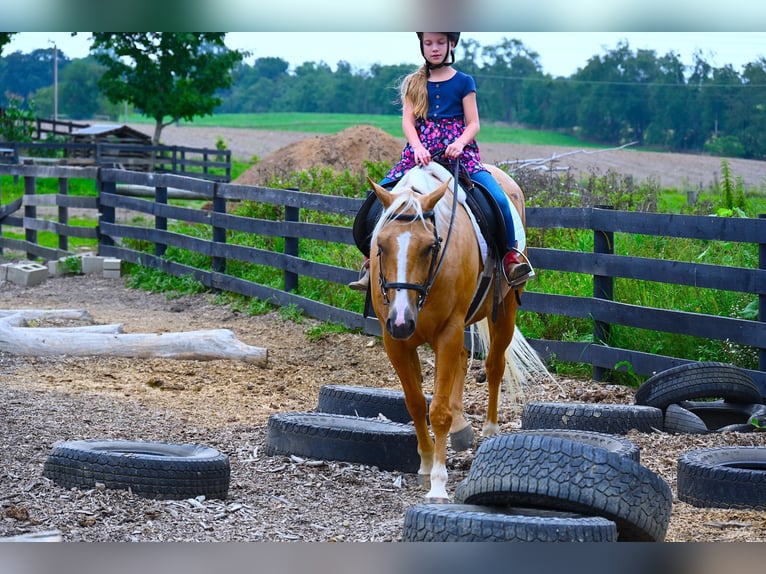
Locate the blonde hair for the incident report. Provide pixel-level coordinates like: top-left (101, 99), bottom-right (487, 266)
top-left (399, 65), bottom-right (429, 119)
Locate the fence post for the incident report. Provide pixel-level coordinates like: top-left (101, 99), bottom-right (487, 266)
top-left (98, 170), bottom-right (115, 249)
top-left (23, 161), bottom-right (37, 260)
top-left (155, 186), bottom-right (168, 257)
top-left (211, 184), bottom-right (226, 275)
top-left (593, 205), bottom-right (614, 382)
top-left (58, 177), bottom-right (68, 252)
top-left (760, 214), bottom-right (766, 374)
top-left (284, 188), bottom-right (299, 292)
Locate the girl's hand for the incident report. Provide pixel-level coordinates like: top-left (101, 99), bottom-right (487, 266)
top-left (445, 140), bottom-right (465, 159)
top-left (414, 146), bottom-right (431, 166)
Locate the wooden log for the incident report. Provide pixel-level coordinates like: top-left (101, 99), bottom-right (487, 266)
top-left (0, 309), bottom-right (93, 324)
top-left (0, 529), bottom-right (63, 542)
top-left (0, 309), bottom-right (268, 365)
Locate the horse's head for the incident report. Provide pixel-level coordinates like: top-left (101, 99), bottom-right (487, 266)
top-left (368, 167), bottom-right (451, 340)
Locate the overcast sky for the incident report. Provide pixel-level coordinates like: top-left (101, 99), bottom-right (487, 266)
top-left (6, 32), bottom-right (766, 77)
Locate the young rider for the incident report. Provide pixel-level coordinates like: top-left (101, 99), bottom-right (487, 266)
top-left (349, 32), bottom-right (533, 291)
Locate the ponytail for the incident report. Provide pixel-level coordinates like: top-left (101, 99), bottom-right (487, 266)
top-left (399, 65), bottom-right (429, 119)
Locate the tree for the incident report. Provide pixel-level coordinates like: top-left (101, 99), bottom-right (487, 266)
top-left (0, 33), bottom-right (15, 56)
top-left (90, 33), bottom-right (248, 144)
top-left (0, 48), bottom-right (68, 107)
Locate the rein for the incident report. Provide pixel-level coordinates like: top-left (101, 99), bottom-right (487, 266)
top-left (377, 157), bottom-right (461, 310)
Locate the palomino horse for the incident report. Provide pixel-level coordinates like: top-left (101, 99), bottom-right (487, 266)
top-left (368, 161), bottom-right (538, 501)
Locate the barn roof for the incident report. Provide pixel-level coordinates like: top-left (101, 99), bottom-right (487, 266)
top-left (71, 124), bottom-right (151, 142)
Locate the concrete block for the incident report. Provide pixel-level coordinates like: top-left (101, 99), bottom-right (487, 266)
top-left (102, 257), bottom-right (121, 279)
top-left (0, 263), bottom-right (14, 281)
top-left (80, 254), bottom-right (104, 274)
top-left (102, 258), bottom-right (121, 271)
top-left (7, 262), bottom-right (48, 286)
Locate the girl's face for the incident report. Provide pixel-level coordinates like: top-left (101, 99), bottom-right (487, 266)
top-left (420, 33), bottom-right (452, 65)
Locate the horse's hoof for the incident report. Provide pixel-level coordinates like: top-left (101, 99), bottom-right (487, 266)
top-left (417, 474), bottom-right (431, 489)
top-left (449, 424), bottom-right (475, 451)
top-left (424, 496), bottom-right (450, 504)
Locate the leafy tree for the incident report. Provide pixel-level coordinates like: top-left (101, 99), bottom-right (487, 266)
top-left (90, 33), bottom-right (248, 144)
top-left (0, 48), bottom-right (69, 107)
top-left (0, 33), bottom-right (15, 55)
top-left (0, 94), bottom-right (35, 142)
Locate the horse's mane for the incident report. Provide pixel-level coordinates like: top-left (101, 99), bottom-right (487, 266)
top-left (372, 164), bottom-right (457, 240)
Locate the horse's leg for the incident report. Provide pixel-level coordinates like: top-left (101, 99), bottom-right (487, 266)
top-left (382, 339), bottom-right (434, 481)
top-left (447, 344), bottom-right (475, 451)
top-left (426, 325), bottom-right (468, 501)
top-left (482, 301), bottom-right (519, 437)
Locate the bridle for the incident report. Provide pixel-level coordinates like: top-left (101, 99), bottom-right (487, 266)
top-left (376, 158), bottom-right (461, 310)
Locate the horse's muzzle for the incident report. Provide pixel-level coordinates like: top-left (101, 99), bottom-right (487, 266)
top-left (385, 315), bottom-right (416, 340)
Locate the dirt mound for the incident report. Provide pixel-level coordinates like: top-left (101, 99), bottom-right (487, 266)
top-left (234, 125), bottom-right (403, 186)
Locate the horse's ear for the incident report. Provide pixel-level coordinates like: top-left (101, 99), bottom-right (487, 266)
top-left (422, 178), bottom-right (451, 211)
top-left (368, 177), bottom-right (394, 208)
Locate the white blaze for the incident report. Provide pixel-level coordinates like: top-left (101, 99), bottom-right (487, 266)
top-left (391, 231), bottom-right (411, 325)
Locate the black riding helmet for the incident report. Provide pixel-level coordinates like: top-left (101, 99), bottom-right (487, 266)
top-left (416, 32), bottom-right (460, 72)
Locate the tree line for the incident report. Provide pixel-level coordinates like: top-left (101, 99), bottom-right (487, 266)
top-left (2, 33), bottom-right (766, 159)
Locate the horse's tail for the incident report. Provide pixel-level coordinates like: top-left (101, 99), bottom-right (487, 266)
top-left (471, 319), bottom-right (553, 406)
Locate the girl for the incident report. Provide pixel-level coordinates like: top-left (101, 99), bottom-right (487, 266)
top-left (349, 32), bottom-right (532, 290)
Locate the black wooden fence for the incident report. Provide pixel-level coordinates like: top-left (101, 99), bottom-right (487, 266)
top-left (2, 163), bottom-right (765, 394)
top-left (0, 141), bottom-right (231, 182)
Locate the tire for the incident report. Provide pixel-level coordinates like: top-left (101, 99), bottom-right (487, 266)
top-left (521, 401), bottom-right (663, 434)
top-left (316, 384), bottom-right (431, 424)
top-left (677, 446), bottom-right (766, 509)
top-left (675, 400), bottom-right (762, 431)
top-left (509, 429), bottom-right (640, 463)
top-left (402, 503), bottom-right (618, 542)
top-left (454, 433), bottom-right (673, 541)
top-left (265, 412), bottom-right (420, 472)
top-left (635, 362), bottom-right (761, 409)
top-left (42, 440), bottom-right (230, 500)
top-left (663, 404), bottom-right (708, 434)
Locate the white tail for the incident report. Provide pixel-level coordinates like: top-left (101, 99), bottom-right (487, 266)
top-left (471, 319), bottom-right (554, 405)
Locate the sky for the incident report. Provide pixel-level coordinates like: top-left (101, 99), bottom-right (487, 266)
top-left (6, 32), bottom-right (766, 77)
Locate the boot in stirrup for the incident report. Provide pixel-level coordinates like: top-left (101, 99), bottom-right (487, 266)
top-left (348, 258), bottom-right (370, 291)
top-left (502, 248), bottom-right (535, 287)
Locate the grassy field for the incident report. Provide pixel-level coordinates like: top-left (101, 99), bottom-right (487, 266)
top-left (127, 112), bottom-right (600, 147)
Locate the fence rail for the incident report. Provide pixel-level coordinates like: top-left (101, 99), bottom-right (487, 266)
top-left (0, 141), bottom-right (231, 182)
top-left (2, 163), bottom-right (765, 394)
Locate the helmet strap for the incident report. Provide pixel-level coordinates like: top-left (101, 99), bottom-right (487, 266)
top-left (425, 48), bottom-right (454, 77)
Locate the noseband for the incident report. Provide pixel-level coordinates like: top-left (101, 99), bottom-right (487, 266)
top-left (376, 160), bottom-right (461, 310)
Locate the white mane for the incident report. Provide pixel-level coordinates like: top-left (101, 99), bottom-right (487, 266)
top-left (372, 164), bottom-right (458, 241)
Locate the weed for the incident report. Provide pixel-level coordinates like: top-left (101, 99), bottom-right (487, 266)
top-left (278, 304), bottom-right (304, 324)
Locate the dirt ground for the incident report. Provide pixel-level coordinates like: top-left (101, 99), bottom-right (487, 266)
top-left (1, 274), bottom-right (766, 542)
top-left (1, 126), bottom-right (766, 542)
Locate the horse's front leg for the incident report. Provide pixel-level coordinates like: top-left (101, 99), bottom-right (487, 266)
top-left (382, 338), bottom-right (433, 480)
top-left (426, 325), bottom-right (469, 501)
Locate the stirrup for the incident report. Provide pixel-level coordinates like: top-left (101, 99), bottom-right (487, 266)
top-left (502, 248), bottom-right (535, 288)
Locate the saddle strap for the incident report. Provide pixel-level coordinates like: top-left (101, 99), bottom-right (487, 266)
top-left (464, 255), bottom-right (496, 324)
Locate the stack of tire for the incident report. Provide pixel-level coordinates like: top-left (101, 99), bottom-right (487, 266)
top-left (634, 362), bottom-right (766, 511)
top-left (264, 385), bottom-right (432, 473)
top-left (634, 362), bottom-right (765, 435)
top-left (404, 430), bottom-right (672, 542)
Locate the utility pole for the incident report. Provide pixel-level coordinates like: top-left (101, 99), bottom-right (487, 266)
top-left (49, 39), bottom-right (58, 121)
